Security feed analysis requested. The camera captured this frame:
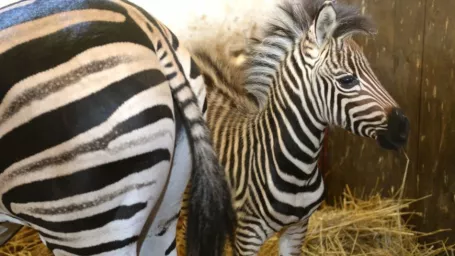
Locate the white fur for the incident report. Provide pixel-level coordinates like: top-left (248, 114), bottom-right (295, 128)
top-left (314, 3), bottom-right (338, 47)
top-left (138, 125), bottom-right (191, 256)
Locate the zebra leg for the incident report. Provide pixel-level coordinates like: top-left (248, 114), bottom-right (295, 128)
top-left (278, 219), bottom-right (309, 256)
top-left (234, 216), bottom-right (274, 256)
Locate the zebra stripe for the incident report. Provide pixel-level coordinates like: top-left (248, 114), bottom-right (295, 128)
top-left (0, 0), bottom-right (234, 255)
top-left (188, 0), bottom-right (409, 255)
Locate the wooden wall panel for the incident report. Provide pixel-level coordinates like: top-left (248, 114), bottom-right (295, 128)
top-left (324, 0), bottom-right (455, 244)
top-left (417, 0), bottom-right (455, 244)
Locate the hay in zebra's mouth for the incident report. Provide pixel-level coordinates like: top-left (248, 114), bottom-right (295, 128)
top-left (0, 187), bottom-right (453, 256)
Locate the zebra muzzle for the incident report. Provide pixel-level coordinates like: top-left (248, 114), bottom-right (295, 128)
top-left (377, 108), bottom-right (410, 150)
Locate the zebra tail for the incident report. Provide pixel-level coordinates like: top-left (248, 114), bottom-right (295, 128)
top-left (171, 84), bottom-right (236, 255)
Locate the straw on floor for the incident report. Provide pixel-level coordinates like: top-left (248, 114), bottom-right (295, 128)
top-left (176, 187), bottom-right (454, 256)
top-left (1, 186), bottom-right (453, 256)
top-left (0, 226), bottom-right (52, 256)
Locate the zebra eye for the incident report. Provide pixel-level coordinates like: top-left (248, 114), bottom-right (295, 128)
top-left (337, 75), bottom-right (359, 89)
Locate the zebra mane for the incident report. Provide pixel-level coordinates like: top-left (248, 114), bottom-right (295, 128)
top-left (244, 0), bottom-right (376, 107)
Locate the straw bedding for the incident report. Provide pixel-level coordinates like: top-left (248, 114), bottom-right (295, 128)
top-left (1, 187), bottom-right (453, 256)
top-left (176, 188), bottom-right (454, 256)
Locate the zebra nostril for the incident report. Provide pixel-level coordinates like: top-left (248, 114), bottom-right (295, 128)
top-left (390, 107), bottom-right (404, 118)
top-left (385, 107), bottom-right (410, 144)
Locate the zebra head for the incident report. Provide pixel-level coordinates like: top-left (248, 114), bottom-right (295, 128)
top-left (302, 0), bottom-right (409, 150)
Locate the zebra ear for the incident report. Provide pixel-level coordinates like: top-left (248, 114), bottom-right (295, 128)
top-left (314, 1), bottom-right (338, 47)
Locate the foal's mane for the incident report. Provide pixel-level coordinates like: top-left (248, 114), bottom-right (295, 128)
top-left (244, 0), bottom-right (376, 106)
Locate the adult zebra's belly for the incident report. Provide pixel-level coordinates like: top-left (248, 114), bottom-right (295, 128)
top-left (138, 120), bottom-right (192, 256)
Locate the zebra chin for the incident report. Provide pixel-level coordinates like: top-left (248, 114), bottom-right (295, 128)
top-left (376, 108), bottom-right (410, 150)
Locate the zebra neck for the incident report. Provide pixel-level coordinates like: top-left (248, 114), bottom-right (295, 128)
top-left (253, 52), bottom-right (327, 178)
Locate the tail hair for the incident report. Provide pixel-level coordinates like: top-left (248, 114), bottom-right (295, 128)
top-left (171, 60), bottom-right (236, 256)
top-left (118, 3), bottom-right (237, 252)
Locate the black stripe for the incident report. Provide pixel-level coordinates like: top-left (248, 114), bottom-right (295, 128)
top-left (251, 119), bottom-right (285, 227)
top-left (278, 66), bottom-right (321, 151)
top-left (269, 187), bottom-right (325, 221)
top-left (235, 131), bottom-right (252, 202)
top-left (235, 240), bottom-right (255, 254)
top-left (159, 51), bottom-right (168, 60)
top-left (235, 233), bottom-right (262, 247)
top-left (351, 101), bottom-right (381, 119)
top-left (268, 100), bottom-right (316, 179)
top-left (291, 60), bottom-right (323, 141)
top-left (19, 203), bottom-right (147, 233)
top-left (271, 165), bottom-right (323, 194)
top-left (283, 59), bottom-right (298, 89)
top-left (38, 231), bottom-right (63, 241)
top-left (46, 235), bottom-right (138, 255)
top-left (172, 82), bottom-right (187, 95)
top-left (278, 101), bottom-right (318, 159)
top-left (251, 59), bottom-right (277, 70)
top-left (169, 29), bottom-right (180, 50)
top-left (133, 5), bottom-right (180, 51)
top-left (337, 93), bottom-right (348, 127)
top-left (166, 72), bottom-right (177, 80)
top-left (180, 98), bottom-right (200, 110)
top-left (156, 212), bottom-right (179, 236)
top-left (146, 23), bottom-right (155, 34)
top-left (237, 223), bottom-right (257, 238)
top-left (231, 124), bottom-right (242, 190)
top-left (0, 69), bottom-right (168, 173)
top-left (145, 15), bottom-right (196, 106)
top-left (3, 149), bottom-right (170, 208)
top-left (164, 238), bottom-right (176, 255)
top-left (219, 115), bottom-right (233, 167)
top-left (189, 58), bottom-right (201, 79)
top-left (37, 182), bottom-right (155, 216)
top-left (202, 99), bottom-right (207, 114)
top-left (1, 56), bottom-right (133, 123)
top-left (0, 9), bottom-right (153, 102)
top-left (313, 75), bottom-right (329, 119)
top-left (246, 80), bottom-right (270, 89)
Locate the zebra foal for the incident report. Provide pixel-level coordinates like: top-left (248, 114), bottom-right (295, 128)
top-left (0, 0), bottom-right (235, 255)
top-left (187, 0), bottom-right (410, 255)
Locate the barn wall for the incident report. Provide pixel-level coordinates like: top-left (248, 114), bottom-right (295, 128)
top-left (416, 0), bottom-right (455, 243)
top-left (324, 0), bottom-right (455, 245)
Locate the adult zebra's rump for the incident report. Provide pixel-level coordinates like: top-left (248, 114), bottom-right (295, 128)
top-left (0, 0), bottom-right (235, 255)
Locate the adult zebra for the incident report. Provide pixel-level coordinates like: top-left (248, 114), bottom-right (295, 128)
top-left (186, 0), bottom-right (410, 255)
top-left (0, 0), bottom-right (235, 255)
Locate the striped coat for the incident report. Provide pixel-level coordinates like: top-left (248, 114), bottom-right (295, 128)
top-left (0, 0), bottom-right (235, 255)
